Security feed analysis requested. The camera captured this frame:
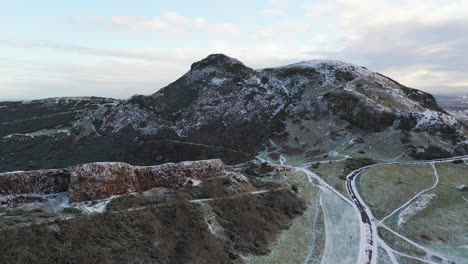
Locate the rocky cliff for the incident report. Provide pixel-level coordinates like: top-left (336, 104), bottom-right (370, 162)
top-left (0, 169), bottom-right (69, 195)
top-left (69, 159), bottom-right (229, 201)
top-left (0, 159), bottom-right (230, 202)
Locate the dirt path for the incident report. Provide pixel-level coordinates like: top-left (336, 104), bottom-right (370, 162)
top-left (345, 155), bottom-right (468, 264)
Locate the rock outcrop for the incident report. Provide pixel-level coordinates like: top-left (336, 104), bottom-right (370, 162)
top-left (234, 159), bottom-right (291, 177)
top-left (0, 169), bottom-right (70, 195)
top-left (69, 159), bottom-right (230, 201)
top-left (0, 159), bottom-right (230, 202)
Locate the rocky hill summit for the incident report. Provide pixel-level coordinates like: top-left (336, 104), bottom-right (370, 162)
top-left (1, 54), bottom-right (467, 264)
top-left (1, 54), bottom-right (466, 173)
top-left (99, 54), bottom-right (468, 155)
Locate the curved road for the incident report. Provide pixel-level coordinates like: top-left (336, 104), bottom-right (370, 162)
top-left (345, 155), bottom-right (468, 264)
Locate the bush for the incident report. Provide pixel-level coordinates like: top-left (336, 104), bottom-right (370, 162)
top-left (291, 184), bottom-right (299, 193)
top-left (400, 135), bottom-right (410, 144)
top-left (62, 207), bottom-right (82, 214)
top-left (409, 145), bottom-right (452, 160)
top-left (344, 158), bottom-right (376, 175)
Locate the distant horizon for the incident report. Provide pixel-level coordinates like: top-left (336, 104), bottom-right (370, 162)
top-left (1, 89), bottom-right (466, 102)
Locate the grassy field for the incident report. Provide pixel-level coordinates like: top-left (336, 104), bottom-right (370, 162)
top-left (359, 161), bottom-right (467, 263)
top-left (358, 163), bottom-right (435, 219)
top-left (394, 162), bottom-right (468, 263)
top-left (308, 161), bottom-right (348, 197)
top-left (378, 227), bottom-right (427, 258)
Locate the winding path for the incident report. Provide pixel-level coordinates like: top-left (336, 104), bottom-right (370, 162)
top-left (260, 153), bottom-right (468, 263)
top-left (345, 155), bottom-right (468, 264)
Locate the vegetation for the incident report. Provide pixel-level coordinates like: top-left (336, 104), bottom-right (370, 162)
top-left (409, 145), bottom-right (452, 160)
top-left (0, 187), bottom-right (305, 264)
top-left (399, 86), bottom-right (445, 112)
top-left (273, 67), bottom-right (318, 78)
top-left (210, 189), bottom-right (306, 255)
top-left (333, 69), bottom-right (355, 82)
top-left (343, 158), bottom-right (376, 175)
top-left (359, 163), bottom-right (435, 219)
top-left (324, 90), bottom-right (397, 132)
top-left (0, 134), bottom-right (252, 172)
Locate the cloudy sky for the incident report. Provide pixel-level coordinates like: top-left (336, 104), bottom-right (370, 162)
top-left (1, 0), bottom-right (467, 99)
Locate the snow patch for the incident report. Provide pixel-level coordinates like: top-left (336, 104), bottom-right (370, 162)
top-left (397, 194), bottom-right (436, 227)
top-left (282, 60), bottom-right (374, 81)
top-left (211, 77), bottom-right (227, 85)
top-left (69, 195), bottom-right (121, 214)
top-left (416, 109), bottom-right (458, 128)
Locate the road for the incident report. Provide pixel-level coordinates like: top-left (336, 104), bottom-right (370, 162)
top-left (344, 155), bottom-right (468, 264)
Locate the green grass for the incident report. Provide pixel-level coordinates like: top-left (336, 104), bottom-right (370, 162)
top-left (358, 163), bottom-right (435, 219)
top-left (394, 162), bottom-right (468, 262)
top-left (377, 227), bottom-right (427, 258)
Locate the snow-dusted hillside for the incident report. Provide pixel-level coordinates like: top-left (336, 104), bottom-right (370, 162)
top-left (1, 54), bottom-right (467, 264)
top-left (101, 54), bottom-right (465, 141)
top-left (0, 54), bottom-right (466, 173)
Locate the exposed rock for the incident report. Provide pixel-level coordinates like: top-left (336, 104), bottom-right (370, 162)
top-left (69, 159), bottom-right (230, 201)
top-left (234, 159), bottom-right (290, 177)
top-left (1, 54), bottom-right (467, 174)
top-left (0, 159), bottom-right (231, 202)
top-left (0, 169), bottom-right (69, 195)
top-left (0, 194), bottom-right (48, 208)
top-left (221, 172), bottom-right (249, 185)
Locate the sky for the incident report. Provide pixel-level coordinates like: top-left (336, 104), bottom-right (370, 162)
top-left (0, 0), bottom-right (467, 99)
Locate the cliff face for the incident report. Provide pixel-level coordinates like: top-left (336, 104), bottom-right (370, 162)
top-left (0, 169), bottom-right (70, 195)
top-left (69, 159), bottom-right (230, 202)
top-left (0, 159), bottom-right (230, 202)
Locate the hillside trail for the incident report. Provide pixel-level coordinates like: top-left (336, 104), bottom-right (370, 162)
top-left (260, 152), bottom-right (468, 264)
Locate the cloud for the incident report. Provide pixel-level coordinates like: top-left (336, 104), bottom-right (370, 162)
top-left (0, 37), bottom-right (200, 63)
top-left (254, 21), bottom-right (311, 40)
top-left (0, 37), bottom-right (202, 99)
top-left (303, 0), bottom-right (468, 94)
top-left (207, 23), bottom-right (243, 38)
top-left (262, 9), bottom-right (284, 16)
top-left (0, 35), bottom-right (316, 99)
top-left (280, 22), bottom-right (311, 38)
top-left (304, 2), bottom-right (335, 20)
top-left (3, 1), bottom-right (468, 98)
top-left (269, 0), bottom-right (288, 8)
top-left (0, 57), bottom-right (191, 99)
top-left (90, 12), bottom-right (243, 39)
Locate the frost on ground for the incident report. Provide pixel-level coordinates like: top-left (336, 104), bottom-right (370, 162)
top-left (319, 188), bottom-right (360, 264)
top-left (45, 192), bottom-right (120, 214)
top-left (397, 194), bottom-right (436, 228)
top-left (416, 109), bottom-right (458, 129)
top-left (376, 246), bottom-right (394, 264)
top-left (198, 203), bottom-right (227, 240)
top-left (69, 195), bottom-right (119, 214)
